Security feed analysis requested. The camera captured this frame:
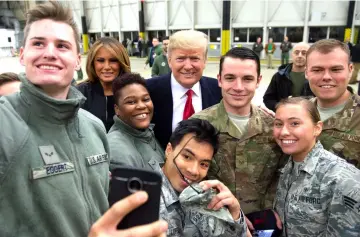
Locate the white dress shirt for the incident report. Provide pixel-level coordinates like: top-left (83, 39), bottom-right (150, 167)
top-left (171, 74), bottom-right (202, 131)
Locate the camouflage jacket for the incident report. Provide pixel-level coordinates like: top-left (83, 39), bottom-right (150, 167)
top-left (192, 101), bottom-right (286, 214)
top-left (274, 141), bottom-right (360, 236)
top-left (148, 160), bottom-right (246, 237)
top-left (312, 94), bottom-right (360, 168)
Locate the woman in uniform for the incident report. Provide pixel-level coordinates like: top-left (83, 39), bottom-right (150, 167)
top-left (273, 97), bottom-right (360, 236)
top-left (107, 72), bottom-right (164, 171)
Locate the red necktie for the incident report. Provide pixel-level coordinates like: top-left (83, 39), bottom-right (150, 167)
top-left (183, 89), bottom-right (195, 120)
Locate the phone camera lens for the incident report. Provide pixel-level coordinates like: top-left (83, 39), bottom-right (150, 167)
top-left (128, 178), bottom-right (143, 193)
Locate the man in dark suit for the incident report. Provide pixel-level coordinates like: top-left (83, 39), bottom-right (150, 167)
top-left (146, 30), bottom-right (222, 149)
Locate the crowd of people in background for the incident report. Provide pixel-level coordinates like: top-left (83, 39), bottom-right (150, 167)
top-left (0, 2), bottom-right (360, 237)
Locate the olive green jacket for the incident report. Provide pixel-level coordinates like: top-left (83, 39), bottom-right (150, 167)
top-left (192, 101), bottom-right (287, 214)
top-left (312, 94), bottom-right (360, 168)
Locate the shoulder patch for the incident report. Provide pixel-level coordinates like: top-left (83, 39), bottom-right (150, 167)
top-left (343, 195), bottom-right (360, 214)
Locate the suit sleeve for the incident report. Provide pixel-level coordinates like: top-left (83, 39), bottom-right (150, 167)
top-left (263, 74), bottom-right (279, 111)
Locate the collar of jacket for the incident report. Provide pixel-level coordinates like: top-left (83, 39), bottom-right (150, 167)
top-left (112, 115), bottom-right (156, 142)
top-left (92, 80), bottom-right (106, 96)
top-left (149, 159), bottom-right (179, 207)
top-left (18, 73), bottom-right (85, 124)
top-left (277, 63), bottom-right (293, 78)
top-left (312, 93), bottom-right (360, 132)
top-left (282, 141), bottom-right (323, 176)
top-left (212, 100), bottom-right (266, 140)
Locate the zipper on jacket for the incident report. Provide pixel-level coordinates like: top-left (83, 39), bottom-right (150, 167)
top-left (65, 123), bottom-right (93, 228)
top-left (105, 96), bottom-right (108, 121)
top-left (284, 165), bottom-right (299, 236)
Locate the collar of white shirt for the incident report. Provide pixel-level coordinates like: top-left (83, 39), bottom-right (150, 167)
top-left (171, 73), bottom-right (201, 99)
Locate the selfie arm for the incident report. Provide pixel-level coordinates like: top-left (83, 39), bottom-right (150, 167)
top-left (88, 191), bottom-right (168, 237)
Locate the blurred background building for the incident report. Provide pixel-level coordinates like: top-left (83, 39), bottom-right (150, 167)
top-left (0, 0), bottom-right (359, 58)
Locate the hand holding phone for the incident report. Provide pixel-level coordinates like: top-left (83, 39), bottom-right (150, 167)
top-left (108, 167), bottom-right (162, 229)
top-left (89, 191), bottom-right (167, 237)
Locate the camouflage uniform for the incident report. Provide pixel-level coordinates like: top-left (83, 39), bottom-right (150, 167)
top-left (274, 141), bottom-right (360, 236)
top-left (148, 159), bottom-right (247, 237)
top-left (312, 94), bottom-right (360, 168)
top-left (192, 101), bottom-right (286, 214)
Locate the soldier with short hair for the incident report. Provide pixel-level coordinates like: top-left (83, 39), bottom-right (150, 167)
top-left (273, 97), bottom-right (360, 236)
top-left (0, 2), bottom-right (167, 237)
top-left (306, 39), bottom-right (360, 168)
top-left (150, 118), bottom-right (248, 236)
top-left (191, 47), bottom-right (286, 232)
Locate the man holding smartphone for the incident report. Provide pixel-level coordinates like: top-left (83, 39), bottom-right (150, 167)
top-left (0, 2), bottom-right (167, 237)
top-left (148, 118), bottom-right (249, 236)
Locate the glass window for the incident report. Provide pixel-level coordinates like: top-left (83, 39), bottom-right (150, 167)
top-left (132, 31), bottom-right (139, 41)
top-left (123, 31), bottom-right (132, 41)
top-left (329, 26), bottom-right (345, 41)
top-left (233, 28), bottom-right (247, 42)
top-left (287, 27), bottom-right (303, 42)
top-left (158, 30), bottom-right (166, 41)
top-left (112, 32), bottom-right (119, 41)
top-left (249, 28), bottom-right (263, 42)
top-left (147, 31), bottom-right (156, 41)
top-left (196, 29), bottom-right (208, 36)
top-left (209, 29), bottom-right (221, 42)
top-left (268, 27), bottom-right (284, 42)
top-left (308, 27), bottom-right (327, 43)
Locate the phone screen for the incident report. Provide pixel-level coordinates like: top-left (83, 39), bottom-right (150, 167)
top-left (256, 230), bottom-right (275, 237)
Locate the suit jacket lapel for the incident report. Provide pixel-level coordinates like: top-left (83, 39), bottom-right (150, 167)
top-left (200, 77), bottom-right (210, 109)
top-left (163, 75), bottom-right (173, 132)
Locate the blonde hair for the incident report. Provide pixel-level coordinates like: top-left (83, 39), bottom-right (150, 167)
top-left (24, 1), bottom-right (80, 53)
top-left (168, 30), bottom-right (208, 58)
top-left (86, 37), bottom-right (131, 83)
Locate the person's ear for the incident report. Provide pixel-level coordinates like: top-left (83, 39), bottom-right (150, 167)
top-left (256, 75), bottom-right (262, 89)
top-left (19, 47), bottom-right (25, 66)
top-left (114, 104), bottom-right (120, 116)
top-left (217, 74), bottom-right (222, 87)
top-left (165, 143), bottom-right (173, 160)
top-left (314, 121), bottom-right (323, 137)
top-left (75, 54), bottom-right (81, 71)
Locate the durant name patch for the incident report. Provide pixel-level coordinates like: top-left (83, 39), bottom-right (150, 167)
top-left (31, 162), bottom-right (75, 180)
top-left (86, 153), bottom-right (108, 166)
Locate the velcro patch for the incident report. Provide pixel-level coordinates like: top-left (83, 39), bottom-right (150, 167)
top-left (31, 162), bottom-right (75, 180)
top-left (86, 153), bottom-right (108, 166)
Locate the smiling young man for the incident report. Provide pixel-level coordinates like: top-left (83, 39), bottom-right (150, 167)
top-left (192, 47), bottom-right (285, 232)
top-left (306, 39), bottom-right (360, 168)
top-left (0, 2), bottom-right (167, 237)
top-left (146, 30), bottom-right (222, 150)
top-left (147, 118), bottom-right (248, 236)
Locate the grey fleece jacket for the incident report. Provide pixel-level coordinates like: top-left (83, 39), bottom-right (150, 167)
top-left (107, 115), bottom-right (164, 171)
top-left (0, 74), bottom-right (110, 237)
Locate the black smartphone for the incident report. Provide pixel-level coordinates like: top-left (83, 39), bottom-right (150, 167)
top-left (108, 167), bottom-right (162, 229)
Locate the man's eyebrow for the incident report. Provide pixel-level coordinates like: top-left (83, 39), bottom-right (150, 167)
top-left (223, 73), bottom-right (235, 77)
top-left (29, 37), bottom-right (45, 41)
top-left (29, 37), bottom-right (72, 45)
top-left (182, 148), bottom-right (195, 156)
top-left (200, 158), bottom-right (211, 163)
top-left (182, 148), bottom-right (212, 162)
